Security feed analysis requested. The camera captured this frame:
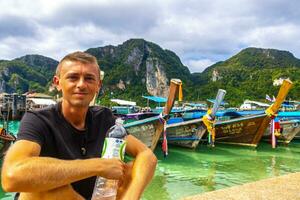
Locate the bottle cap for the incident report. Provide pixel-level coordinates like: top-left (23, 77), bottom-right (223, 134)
top-left (107, 124), bottom-right (127, 138)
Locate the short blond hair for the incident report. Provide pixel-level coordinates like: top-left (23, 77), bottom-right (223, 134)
top-left (56, 51), bottom-right (100, 77)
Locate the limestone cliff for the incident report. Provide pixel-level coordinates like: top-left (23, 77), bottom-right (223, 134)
top-left (86, 39), bottom-right (190, 97)
top-left (146, 57), bottom-right (169, 97)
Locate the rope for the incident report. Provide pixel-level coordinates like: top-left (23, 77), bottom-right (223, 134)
top-left (265, 106), bottom-right (277, 119)
top-left (293, 122), bottom-right (299, 128)
top-left (202, 109), bottom-right (216, 147)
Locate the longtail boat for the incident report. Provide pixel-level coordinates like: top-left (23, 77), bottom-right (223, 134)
top-left (0, 127), bottom-right (16, 157)
top-left (263, 119), bottom-right (300, 144)
top-left (213, 80), bottom-right (293, 147)
top-left (124, 79), bottom-right (182, 151)
top-left (117, 112), bottom-right (159, 124)
top-left (165, 89), bottom-right (226, 149)
top-left (165, 118), bottom-right (206, 149)
top-left (293, 125), bottom-right (300, 140)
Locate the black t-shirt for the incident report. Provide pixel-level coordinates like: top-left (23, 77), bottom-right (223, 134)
top-left (16, 103), bottom-right (115, 199)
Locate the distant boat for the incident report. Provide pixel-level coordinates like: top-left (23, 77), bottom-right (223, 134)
top-left (166, 118), bottom-right (206, 149)
top-left (263, 119), bottom-right (300, 144)
top-left (0, 127), bottom-right (16, 157)
top-left (212, 80), bottom-right (293, 147)
top-left (293, 127), bottom-right (300, 140)
top-left (239, 100), bottom-right (270, 110)
top-left (221, 110), bottom-right (300, 145)
top-left (111, 99), bottom-right (140, 115)
top-left (165, 89), bottom-right (226, 149)
top-left (124, 79), bottom-right (182, 151)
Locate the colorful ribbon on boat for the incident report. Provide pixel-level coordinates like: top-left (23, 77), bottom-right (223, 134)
top-left (159, 113), bottom-right (168, 157)
top-left (274, 118), bottom-right (281, 137)
top-left (202, 109), bottom-right (216, 147)
top-left (270, 119), bottom-right (276, 148)
top-left (270, 118), bottom-right (281, 148)
top-left (265, 106), bottom-right (277, 119)
top-left (178, 82), bottom-right (183, 101)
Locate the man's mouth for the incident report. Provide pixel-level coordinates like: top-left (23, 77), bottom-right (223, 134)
top-left (73, 93), bottom-right (88, 96)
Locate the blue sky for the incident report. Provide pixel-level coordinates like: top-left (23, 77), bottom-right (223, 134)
top-left (0, 0), bottom-right (299, 72)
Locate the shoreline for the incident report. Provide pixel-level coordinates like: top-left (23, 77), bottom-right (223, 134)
top-left (182, 172), bottom-right (300, 200)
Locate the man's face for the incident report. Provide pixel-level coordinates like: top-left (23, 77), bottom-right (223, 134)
top-left (54, 61), bottom-right (101, 108)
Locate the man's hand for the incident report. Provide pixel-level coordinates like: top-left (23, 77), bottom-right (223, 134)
top-left (98, 158), bottom-right (125, 180)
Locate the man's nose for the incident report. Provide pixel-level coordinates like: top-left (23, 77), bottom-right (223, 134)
top-left (76, 77), bottom-right (87, 88)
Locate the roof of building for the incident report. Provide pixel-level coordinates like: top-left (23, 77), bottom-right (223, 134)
top-left (110, 99), bottom-right (136, 106)
top-left (27, 98), bottom-right (56, 105)
top-left (26, 93), bottom-right (53, 99)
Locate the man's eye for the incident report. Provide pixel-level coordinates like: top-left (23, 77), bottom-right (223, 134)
top-left (86, 77), bottom-right (96, 81)
top-left (67, 76), bottom-right (78, 80)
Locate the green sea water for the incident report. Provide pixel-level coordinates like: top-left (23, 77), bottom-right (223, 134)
top-left (143, 142), bottom-right (300, 200)
top-left (1, 121), bottom-right (300, 200)
top-left (0, 120), bottom-right (20, 200)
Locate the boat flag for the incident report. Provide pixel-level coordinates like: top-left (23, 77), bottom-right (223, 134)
top-left (266, 94), bottom-right (272, 102)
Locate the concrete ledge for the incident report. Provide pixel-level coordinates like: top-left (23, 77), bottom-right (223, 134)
top-left (182, 172), bottom-right (300, 200)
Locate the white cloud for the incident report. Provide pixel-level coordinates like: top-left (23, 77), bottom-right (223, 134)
top-left (0, 0), bottom-right (300, 72)
top-left (184, 59), bottom-right (215, 73)
top-left (241, 24), bottom-right (300, 54)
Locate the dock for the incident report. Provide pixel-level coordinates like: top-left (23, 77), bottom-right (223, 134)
top-left (0, 93), bottom-right (26, 120)
top-left (182, 172), bottom-right (300, 200)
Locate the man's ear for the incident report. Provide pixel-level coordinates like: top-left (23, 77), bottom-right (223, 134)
top-left (95, 80), bottom-right (102, 96)
top-left (98, 80), bottom-right (102, 90)
top-left (53, 76), bottom-right (62, 91)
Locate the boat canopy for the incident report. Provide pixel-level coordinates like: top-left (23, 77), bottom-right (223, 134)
top-left (142, 96), bottom-right (167, 103)
top-left (243, 100), bottom-right (270, 107)
top-left (110, 99), bottom-right (136, 106)
top-left (184, 102), bottom-right (206, 107)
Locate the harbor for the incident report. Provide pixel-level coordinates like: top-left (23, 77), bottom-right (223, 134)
top-left (0, 93), bottom-right (56, 120)
top-left (0, 78), bottom-right (298, 200)
top-left (1, 120), bottom-right (300, 200)
top-left (0, 81), bottom-right (300, 200)
top-left (1, 1), bottom-right (300, 199)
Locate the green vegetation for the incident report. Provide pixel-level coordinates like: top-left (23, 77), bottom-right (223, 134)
top-left (0, 59), bottom-right (52, 93)
top-left (1, 40), bottom-right (300, 107)
top-left (192, 48), bottom-right (300, 105)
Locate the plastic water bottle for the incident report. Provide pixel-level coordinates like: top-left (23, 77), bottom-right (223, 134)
top-left (91, 124), bottom-right (127, 200)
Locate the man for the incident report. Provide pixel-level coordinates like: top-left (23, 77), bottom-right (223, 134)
top-left (1, 51), bottom-right (157, 200)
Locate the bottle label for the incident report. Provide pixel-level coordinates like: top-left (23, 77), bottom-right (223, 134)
top-left (101, 138), bottom-right (126, 160)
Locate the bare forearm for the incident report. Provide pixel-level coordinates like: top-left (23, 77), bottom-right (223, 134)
top-left (3, 157), bottom-right (100, 192)
top-left (124, 150), bottom-right (157, 199)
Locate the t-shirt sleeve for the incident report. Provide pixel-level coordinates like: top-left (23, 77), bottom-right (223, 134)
top-left (17, 111), bottom-right (46, 146)
top-left (105, 108), bottom-right (116, 128)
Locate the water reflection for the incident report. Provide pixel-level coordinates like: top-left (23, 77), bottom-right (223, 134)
top-left (0, 120), bottom-right (20, 135)
top-left (142, 142), bottom-right (300, 200)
